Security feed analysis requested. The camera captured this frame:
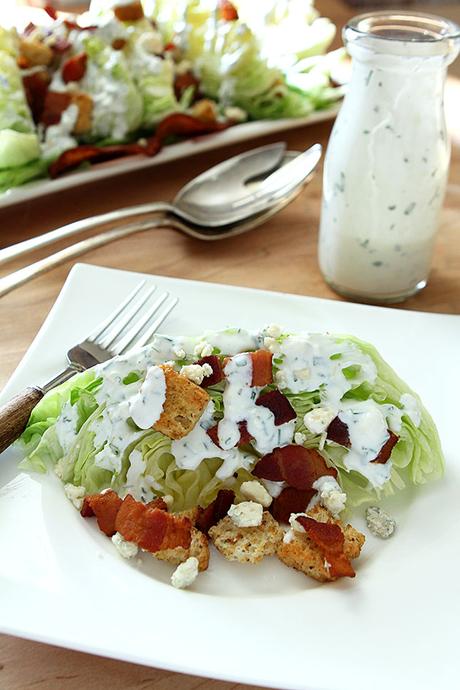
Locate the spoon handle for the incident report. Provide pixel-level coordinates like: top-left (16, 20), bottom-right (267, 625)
top-left (0, 201), bottom-right (173, 267)
top-left (0, 217), bottom-right (169, 298)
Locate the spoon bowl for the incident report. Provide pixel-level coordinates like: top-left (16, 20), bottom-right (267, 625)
top-left (0, 142), bottom-right (320, 266)
top-left (0, 151), bottom-right (313, 297)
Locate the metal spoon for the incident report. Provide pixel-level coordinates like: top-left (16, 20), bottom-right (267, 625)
top-left (0, 151), bottom-right (312, 297)
top-left (0, 142), bottom-right (286, 266)
top-left (0, 142), bottom-right (321, 266)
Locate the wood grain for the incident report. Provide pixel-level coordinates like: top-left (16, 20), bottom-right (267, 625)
top-left (0, 1), bottom-right (459, 689)
top-left (0, 386), bottom-right (43, 453)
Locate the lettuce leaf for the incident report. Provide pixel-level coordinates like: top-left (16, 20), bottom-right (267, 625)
top-left (18, 370), bottom-right (101, 470)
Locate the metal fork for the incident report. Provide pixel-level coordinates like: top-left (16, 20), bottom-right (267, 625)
top-left (0, 281), bottom-right (178, 454)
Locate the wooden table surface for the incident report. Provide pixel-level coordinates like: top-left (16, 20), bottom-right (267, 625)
top-left (1, 1), bottom-right (459, 688)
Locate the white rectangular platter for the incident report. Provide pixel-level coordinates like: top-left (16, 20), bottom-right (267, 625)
top-left (0, 263), bottom-right (459, 690)
top-left (0, 106), bottom-right (338, 210)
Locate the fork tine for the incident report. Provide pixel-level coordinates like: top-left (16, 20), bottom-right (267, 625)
top-left (111, 291), bottom-right (169, 355)
top-left (87, 280), bottom-right (146, 342)
top-left (130, 296), bottom-right (179, 351)
top-left (95, 285), bottom-right (157, 350)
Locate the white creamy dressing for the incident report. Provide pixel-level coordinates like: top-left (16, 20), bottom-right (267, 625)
top-left (218, 353), bottom-right (295, 454)
top-left (53, 328), bottom-right (421, 492)
top-left (55, 399), bottom-right (80, 453)
top-left (40, 104), bottom-right (78, 159)
top-left (170, 400), bottom-right (255, 480)
top-left (200, 329), bottom-right (260, 355)
top-left (89, 339), bottom-right (178, 471)
top-left (319, 35), bottom-right (453, 300)
top-left (129, 365), bottom-right (166, 429)
top-left (338, 399), bottom-right (392, 485)
top-left (276, 333), bottom-right (377, 405)
top-left (79, 55), bottom-right (131, 140)
top-left (400, 393), bottom-right (422, 427)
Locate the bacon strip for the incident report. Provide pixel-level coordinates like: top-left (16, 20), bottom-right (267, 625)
top-left (250, 350), bottom-right (273, 386)
top-left (253, 445), bottom-right (337, 489)
top-left (49, 113), bottom-right (229, 178)
top-left (80, 489), bottom-right (122, 537)
top-left (219, 0), bottom-right (239, 21)
top-left (62, 52), bottom-right (87, 83)
top-left (44, 4), bottom-right (58, 20)
top-left (371, 430), bottom-right (399, 464)
top-left (271, 487), bottom-right (316, 524)
top-left (296, 515), bottom-right (355, 578)
top-left (153, 113), bottom-right (228, 144)
top-left (41, 91), bottom-right (72, 126)
top-left (255, 389), bottom-right (296, 425)
top-left (23, 70), bottom-right (51, 122)
top-left (174, 71), bottom-right (200, 101)
top-left (49, 143), bottom-right (145, 178)
top-left (326, 416), bottom-right (351, 447)
top-left (196, 489), bottom-right (235, 535)
top-left (115, 495), bottom-right (191, 552)
top-left (206, 422), bottom-right (253, 448)
top-left (196, 355), bottom-right (224, 387)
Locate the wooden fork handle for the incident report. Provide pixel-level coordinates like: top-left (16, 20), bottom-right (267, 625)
top-left (0, 387), bottom-right (44, 454)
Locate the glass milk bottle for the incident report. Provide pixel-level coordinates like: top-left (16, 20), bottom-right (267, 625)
top-left (319, 12), bottom-right (460, 303)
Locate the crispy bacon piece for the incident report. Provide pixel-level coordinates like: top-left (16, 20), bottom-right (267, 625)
top-left (250, 350), bottom-right (273, 386)
top-left (154, 113), bottom-right (227, 143)
top-left (196, 489), bottom-right (235, 535)
top-left (44, 4), bottom-right (58, 20)
top-left (23, 70), bottom-right (51, 122)
top-left (114, 1), bottom-right (144, 21)
top-left (112, 38), bottom-right (127, 51)
top-left (147, 497), bottom-right (168, 511)
top-left (174, 71), bottom-right (200, 101)
top-left (296, 515), bottom-right (355, 578)
top-left (271, 487), bottom-right (316, 524)
top-left (196, 355), bottom-right (224, 387)
top-left (115, 494), bottom-right (191, 552)
top-left (371, 430), bottom-right (399, 464)
top-left (49, 113), bottom-right (229, 178)
top-left (41, 90), bottom-right (72, 126)
top-left (256, 390), bottom-right (296, 425)
top-left (62, 52), bottom-right (87, 83)
top-left (80, 490), bottom-right (122, 537)
top-left (49, 143), bottom-right (144, 178)
top-left (327, 416), bottom-right (351, 447)
top-left (219, 0), bottom-right (239, 21)
top-left (206, 424), bottom-right (220, 447)
top-left (23, 22), bottom-right (36, 36)
top-left (207, 421), bottom-right (253, 448)
top-left (253, 445), bottom-right (337, 489)
top-left (17, 55), bottom-right (30, 69)
top-left (238, 421), bottom-right (253, 445)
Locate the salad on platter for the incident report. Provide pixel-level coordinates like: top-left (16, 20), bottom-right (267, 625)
top-left (0, 0), bottom-right (343, 193)
top-left (18, 325), bottom-right (443, 589)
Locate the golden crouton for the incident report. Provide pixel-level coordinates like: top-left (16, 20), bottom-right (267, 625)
top-left (190, 99), bottom-right (218, 124)
top-left (19, 38), bottom-right (52, 67)
top-left (177, 507), bottom-right (200, 526)
top-left (154, 527), bottom-right (209, 571)
top-left (209, 511), bottom-right (283, 564)
top-left (277, 505), bottom-right (365, 583)
top-left (153, 365), bottom-right (209, 440)
top-left (114, 1), bottom-right (144, 21)
top-left (71, 92), bottom-right (93, 135)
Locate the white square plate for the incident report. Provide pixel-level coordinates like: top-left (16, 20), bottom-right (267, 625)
top-left (1, 264), bottom-right (459, 690)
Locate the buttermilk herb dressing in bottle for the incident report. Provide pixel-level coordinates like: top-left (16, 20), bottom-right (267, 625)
top-left (319, 12), bottom-right (460, 303)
